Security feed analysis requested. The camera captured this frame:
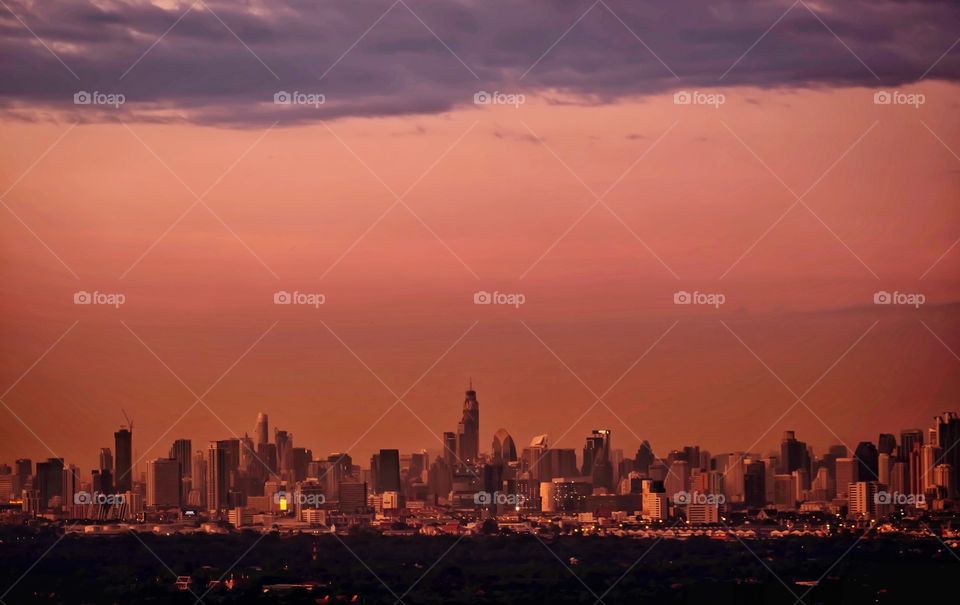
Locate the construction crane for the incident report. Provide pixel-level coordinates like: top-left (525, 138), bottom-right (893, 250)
top-left (121, 408), bottom-right (134, 431)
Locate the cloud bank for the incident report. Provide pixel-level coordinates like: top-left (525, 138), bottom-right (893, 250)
top-left (1, 0), bottom-right (958, 125)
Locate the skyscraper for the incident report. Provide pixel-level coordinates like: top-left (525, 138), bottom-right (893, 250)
top-left (935, 412), bottom-right (960, 493)
top-left (114, 427), bottom-right (133, 493)
top-left (36, 458), bottom-right (64, 509)
top-left (854, 441), bottom-right (879, 482)
top-left (191, 450), bottom-right (208, 509)
top-left (492, 428), bottom-right (517, 464)
top-left (582, 429), bottom-right (613, 490)
top-left (899, 429), bottom-right (923, 463)
top-left (877, 433), bottom-right (897, 456)
top-left (168, 439), bottom-right (192, 479)
top-left (635, 441), bottom-right (655, 474)
top-left (522, 435), bottom-right (550, 482)
top-left (15, 459), bottom-right (32, 488)
top-left (835, 457), bottom-right (857, 498)
top-left (99, 448), bottom-right (113, 474)
top-left (779, 431), bottom-right (810, 477)
top-left (374, 449), bottom-right (401, 494)
top-left (206, 441), bottom-right (230, 514)
top-left (147, 458), bottom-right (181, 508)
top-left (275, 430), bottom-right (292, 473)
top-left (255, 412), bottom-right (269, 446)
top-left (443, 432), bottom-right (457, 468)
top-left (457, 382), bottom-right (480, 465)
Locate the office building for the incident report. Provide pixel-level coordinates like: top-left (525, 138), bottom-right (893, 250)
top-left (114, 427), bottom-right (133, 493)
top-left (147, 458), bottom-right (181, 508)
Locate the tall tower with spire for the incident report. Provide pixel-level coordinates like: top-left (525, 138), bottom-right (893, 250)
top-left (457, 381), bottom-right (480, 465)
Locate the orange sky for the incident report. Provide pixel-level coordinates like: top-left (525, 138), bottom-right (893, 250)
top-left (2, 83), bottom-right (959, 473)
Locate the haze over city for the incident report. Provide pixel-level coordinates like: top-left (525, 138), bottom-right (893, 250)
top-left (1, 1), bottom-right (960, 602)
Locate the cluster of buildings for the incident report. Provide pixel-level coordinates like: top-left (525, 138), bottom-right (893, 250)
top-left (1, 385), bottom-right (959, 532)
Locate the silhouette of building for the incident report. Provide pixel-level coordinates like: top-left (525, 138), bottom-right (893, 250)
top-left (147, 458), bottom-right (181, 508)
top-left (114, 427), bottom-right (133, 493)
top-left (492, 428), bottom-right (517, 464)
top-left (457, 382), bottom-right (480, 465)
top-left (255, 412), bottom-right (269, 446)
top-left (373, 449), bottom-right (401, 494)
top-left (582, 429), bottom-right (613, 490)
top-left (854, 441), bottom-right (879, 482)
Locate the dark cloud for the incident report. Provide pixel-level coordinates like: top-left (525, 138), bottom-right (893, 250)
top-left (0, 0), bottom-right (958, 126)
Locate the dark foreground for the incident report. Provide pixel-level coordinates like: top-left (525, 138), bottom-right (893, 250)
top-left (0, 528), bottom-right (954, 604)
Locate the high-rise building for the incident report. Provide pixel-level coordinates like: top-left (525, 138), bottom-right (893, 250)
top-left (114, 427), bottom-right (133, 493)
top-left (549, 448), bottom-right (578, 479)
top-left (665, 460), bottom-right (689, 499)
top-left (338, 480), bottom-right (367, 513)
top-left (36, 458), bottom-right (64, 509)
top-left (878, 453), bottom-right (892, 486)
top-left (457, 383), bottom-right (480, 465)
top-left (61, 465), bottom-right (80, 509)
top-left (899, 429), bottom-right (923, 463)
top-left (921, 443), bottom-right (941, 492)
top-left (492, 429), bottom-right (517, 464)
top-left (582, 429), bottom-right (613, 491)
top-left (635, 441), bottom-right (655, 474)
top-left (773, 474), bottom-right (796, 509)
top-left (933, 464), bottom-right (955, 499)
top-left (99, 448), bottom-right (113, 475)
top-left (256, 442), bottom-right (278, 479)
top-left (442, 432), bottom-right (457, 468)
top-left (854, 441), bottom-right (879, 482)
top-left (744, 460), bottom-right (766, 507)
top-left (15, 458), bottom-right (32, 482)
top-left (374, 449), bottom-right (401, 494)
top-left (92, 469), bottom-right (113, 495)
top-left (522, 435), bottom-right (550, 481)
top-left (168, 439), bottom-right (192, 479)
top-left (191, 450), bottom-right (208, 509)
top-left (779, 431), bottom-right (810, 478)
top-left (877, 434), bottom-right (897, 456)
top-left (275, 430), bottom-right (292, 472)
top-left (206, 441), bottom-right (230, 514)
top-left (935, 412), bottom-right (960, 494)
top-left (848, 481), bottom-right (880, 520)
top-left (147, 458), bottom-right (181, 508)
top-left (835, 457), bottom-right (857, 499)
top-left (255, 412), bottom-right (269, 446)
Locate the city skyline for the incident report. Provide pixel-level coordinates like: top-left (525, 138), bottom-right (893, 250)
top-left (5, 382), bottom-right (957, 509)
top-left (2, 1), bottom-right (960, 601)
top-left (5, 368), bottom-right (959, 477)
